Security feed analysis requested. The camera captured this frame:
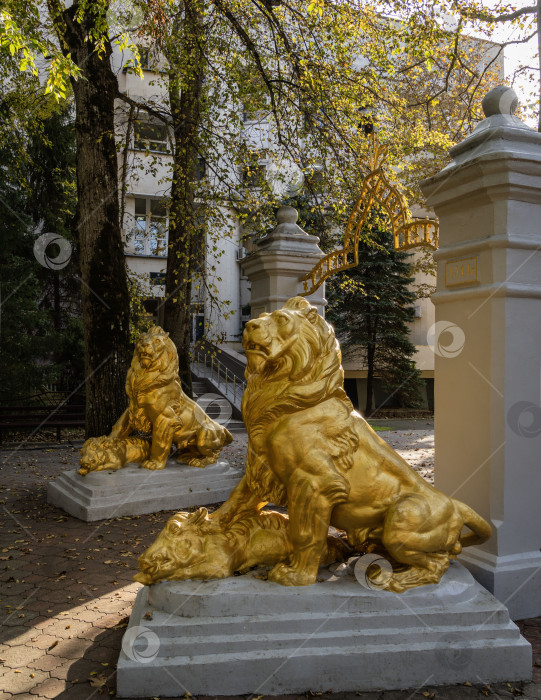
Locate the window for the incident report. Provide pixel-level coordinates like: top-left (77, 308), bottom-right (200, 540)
top-left (133, 120), bottom-right (169, 153)
top-left (239, 67), bottom-right (268, 122)
top-left (242, 153), bottom-right (267, 188)
top-left (137, 47), bottom-right (153, 71)
top-left (305, 168), bottom-right (325, 194)
top-left (196, 157), bottom-right (207, 181)
top-left (132, 198), bottom-right (168, 257)
top-left (150, 272), bottom-right (166, 286)
top-left (134, 45), bottom-right (162, 72)
top-left (190, 305), bottom-right (205, 342)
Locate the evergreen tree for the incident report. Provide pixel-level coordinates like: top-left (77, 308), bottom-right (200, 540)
top-left (0, 86), bottom-right (83, 401)
top-left (327, 215), bottom-right (423, 416)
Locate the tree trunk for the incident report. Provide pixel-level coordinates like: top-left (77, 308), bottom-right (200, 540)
top-left (365, 343), bottom-right (375, 417)
top-left (163, 2), bottom-right (205, 398)
top-left (365, 315), bottom-right (377, 417)
top-left (60, 4), bottom-right (130, 437)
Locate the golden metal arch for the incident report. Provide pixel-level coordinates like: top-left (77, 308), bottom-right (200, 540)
top-left (299, 139), bottom-right (439, 297)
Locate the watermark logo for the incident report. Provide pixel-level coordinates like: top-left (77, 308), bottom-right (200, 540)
top-left (33, 232), bottom-right (72, 271)
top-left (353, 553), bottom-right (393, 590)
top-left (121, 625), bottom-right (160, 664)
top-left (434, 632), bottom-right (473, 671)
top-left (427, 321), bottom-right (465, 359)
top-left (197, 393), bottom-right (233, 426)
top-left (107, 0), bottom-right (144, 31)
top-left (507, 400), bottom-right (541, 439)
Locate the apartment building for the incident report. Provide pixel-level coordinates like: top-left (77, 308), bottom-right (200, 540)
top-left (111, 37), bottom-right (503, 410)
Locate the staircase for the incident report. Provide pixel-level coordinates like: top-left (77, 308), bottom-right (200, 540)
top-left (191, 377), bottom-right (245, 434)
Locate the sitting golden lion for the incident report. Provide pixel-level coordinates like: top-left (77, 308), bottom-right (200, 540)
top-left (135, 506), bottom-right (347, 585)
top-left (204, 297), bottom-right (491, 592)
top-left (107, 326), bottom-right (233, 470)
top-left (78, 436), bottom-right (150, 475)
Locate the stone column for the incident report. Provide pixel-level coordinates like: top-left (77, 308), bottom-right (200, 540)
top-left (421, 86), bottom-right (541, 619)
top-left (241, 205), bottom-right (326, 317)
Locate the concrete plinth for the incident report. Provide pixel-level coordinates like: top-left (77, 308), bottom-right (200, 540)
top-left (421, 86), bottom-right (541, 619)
top-left (241, 205), bottom-right (326, 317)
top-left (47, 460), bottom-right (241, 521)
top-left (116, 561), bottom-right (531, 697)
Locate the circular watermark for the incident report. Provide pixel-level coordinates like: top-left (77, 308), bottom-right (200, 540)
top-left (106, 0), bottom-right (144, 32)
top-left (121, 625), bottom-right (160, 664)
top-left (434, 632), bottom-right (473, 671)
top-left (197, 393), bottom-right (233, 426)
top-left (507, 400), bottom-right (541, 438)
top-left (33, 232), bottom-right (72, 271)
top-left (353, 553), bottom-right (393, 591)
top-left (427, 321), bottom-right (465, 359)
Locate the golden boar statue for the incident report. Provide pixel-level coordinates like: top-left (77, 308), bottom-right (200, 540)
top-left (79, 326), bottom-right (232, 474)
top-left (136, 298), bottom-right (491, 592)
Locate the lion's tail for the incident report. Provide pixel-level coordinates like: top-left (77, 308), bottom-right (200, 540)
top-left (455, 500), bottom-right (492, 549)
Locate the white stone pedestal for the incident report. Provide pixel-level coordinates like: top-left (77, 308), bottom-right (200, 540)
top-left (241, 205), bottom-right (326, 317)
top-left (47, 460), bottom-right (241, 521)
top-left (421, 86), bottom-right (541, 620)
top-left (116, 561), bottom-right (531, 698)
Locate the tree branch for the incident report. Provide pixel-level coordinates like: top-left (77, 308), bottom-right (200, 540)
top-left (457, 4), bottom-right (536, 22)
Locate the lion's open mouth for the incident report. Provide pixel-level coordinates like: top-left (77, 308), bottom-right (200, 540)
top-left (245, 342), bottom-right (270, 355)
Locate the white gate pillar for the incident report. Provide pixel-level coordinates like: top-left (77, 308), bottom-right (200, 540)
top-left (421, 86), bottom-right (541, 619)
top-left (241, 205), bottom-right (326, 317)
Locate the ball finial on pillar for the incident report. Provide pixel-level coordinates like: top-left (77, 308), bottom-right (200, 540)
top-left (276, 205), bottom-right (299, 225)
top-left (482, 85), bottom-right (518, 117)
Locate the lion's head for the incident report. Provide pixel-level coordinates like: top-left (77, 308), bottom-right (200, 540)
top-left (132, 326), bottom-right (178, 375)
top-left (134, 507), bottom-right (226, 584)
top-left (241, 298), bottom-right (352, 505)
top-left (243, 297), bottom-right (343, 386)
top-left (78, 436), bottom-right (121, 475)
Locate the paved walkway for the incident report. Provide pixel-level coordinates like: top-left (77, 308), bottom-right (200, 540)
top-left (0, 429), bottom-right (539, 700)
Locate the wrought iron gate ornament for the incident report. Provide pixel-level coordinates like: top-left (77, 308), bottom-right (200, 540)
top-left (299, 135), bottom-right (439, 296)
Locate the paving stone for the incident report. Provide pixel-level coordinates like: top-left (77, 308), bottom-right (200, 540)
top-left (70, 608), bottom-right (103, 623)
top-left (93, 612), bottom-right (126, 629)
top-left (77, 625), bottom-right (113, 642)
top-left (0, 644), bottom-right (43, 668)
top-left (55, 681), bottom-right (108, 699)
top-left (2, 611), bottom-right (38, 626)
top-left (83, 643), bottom-right (118, 663)
top-left (27, 634), bottom-right (59, 651)
top-left (27, 652), bottom-right (66, 672)
top-left (28, 676), bottom-right (69, 698)
top-left (53, 656), bottom-right (102, 681)
top-left (2, 438), bottom-right (540, 700)
top-left (0, 627), bottom-right (28, 645)
top-left (1, 668), bottom-right (48, 695)
top-left (47, 637), bottom-right (93, 660)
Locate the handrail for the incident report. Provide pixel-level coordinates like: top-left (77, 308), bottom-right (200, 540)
top-left (191, 349), bottom-right (246, 406)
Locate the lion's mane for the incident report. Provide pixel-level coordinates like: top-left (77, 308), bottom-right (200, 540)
top-left (126, 326), bottom-right (182, 433)
top-left (81, 437), bottom-right (114, 468)
top-left (242, 297), bottom-right (358, 505)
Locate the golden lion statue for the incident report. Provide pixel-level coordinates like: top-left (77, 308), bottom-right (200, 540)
top-left (78, 436), bottom-right (150, 475)
top-left (136, 299), bottom-right (491, 592)
top-left (79, 326), bottom-right (232, 475)
top-left (135, 506), bottom-right (347, 585)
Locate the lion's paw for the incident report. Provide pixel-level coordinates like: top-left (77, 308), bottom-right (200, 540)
top-left (141, 460), bottom-right (166, 471)
top-left (268, 564), bottom-right (315, 587)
